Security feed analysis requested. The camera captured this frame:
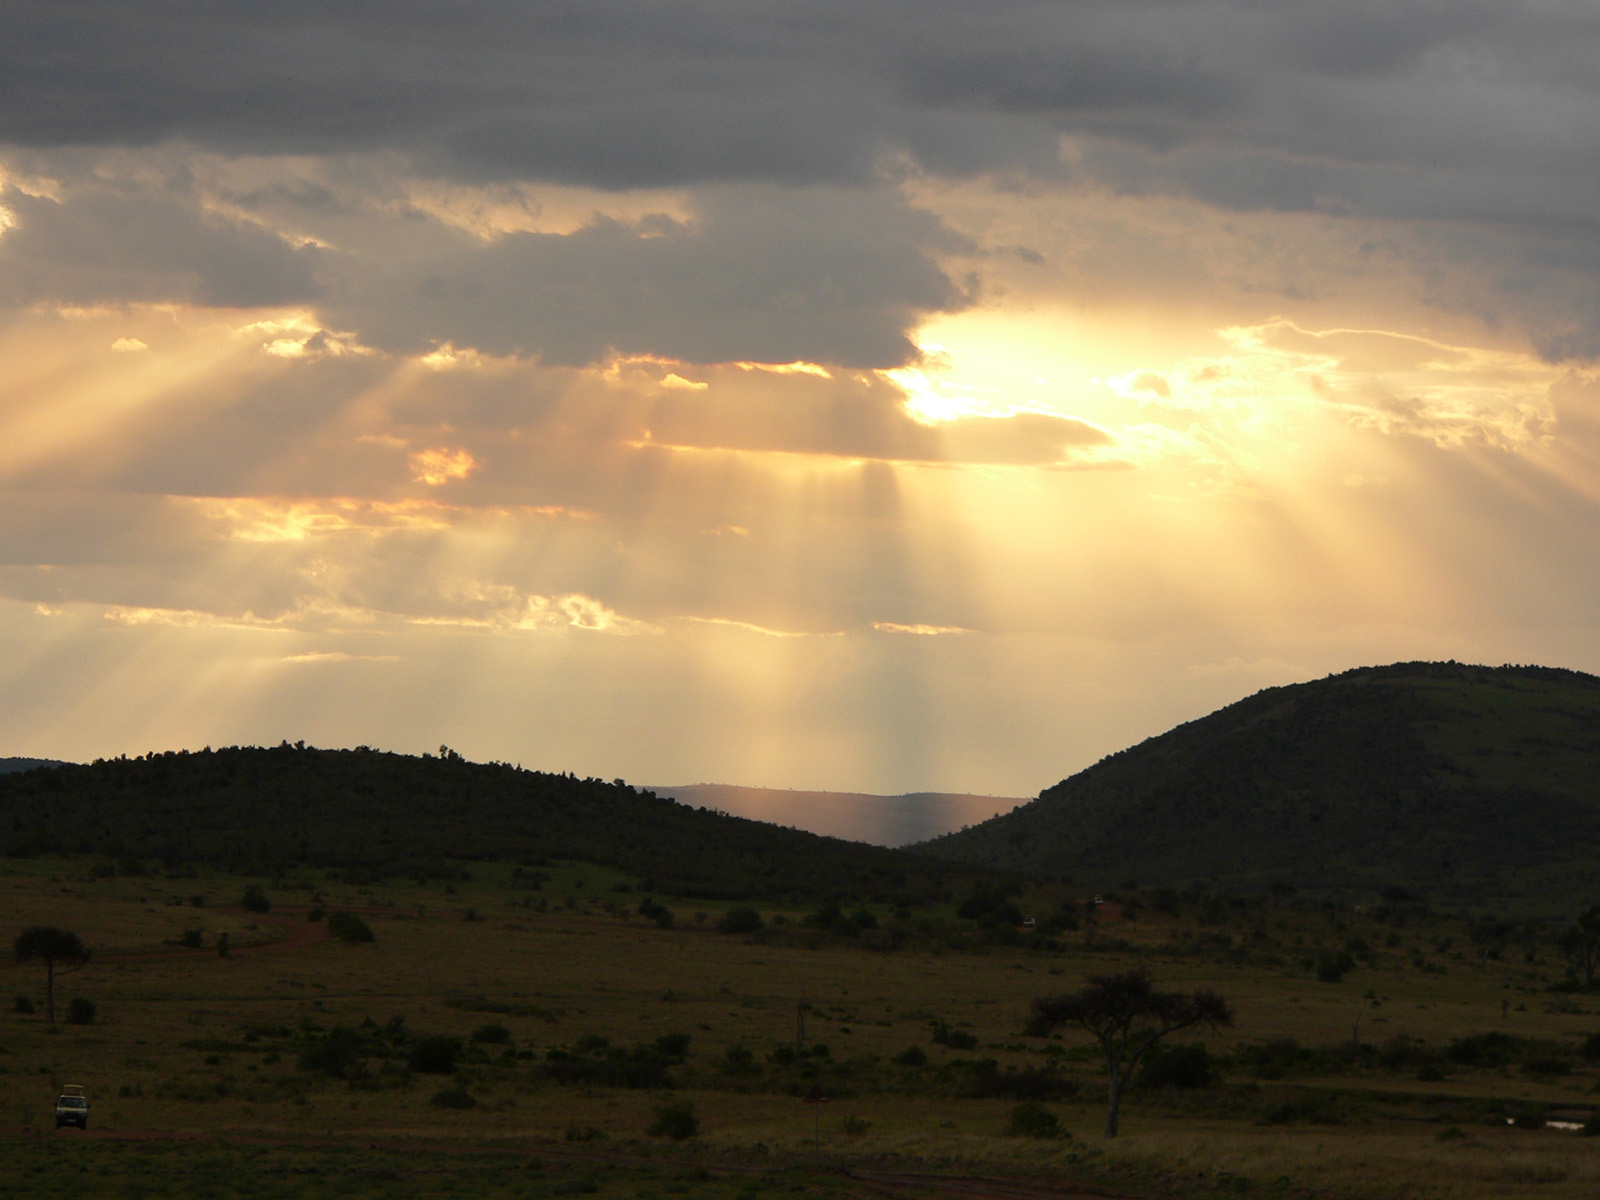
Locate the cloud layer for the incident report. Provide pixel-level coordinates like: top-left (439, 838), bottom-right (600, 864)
top-left (3, 2), bottom-right (1600, 797)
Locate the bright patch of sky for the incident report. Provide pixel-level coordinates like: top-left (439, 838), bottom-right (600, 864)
top-left (3, 2), bottom-right (1600, 804)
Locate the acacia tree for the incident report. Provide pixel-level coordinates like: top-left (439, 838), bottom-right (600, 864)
top-left (14, 926), bottom-right (90, 1024)
top-left (1560, 904), bottom-right (1600, 988)
top-left (1032, 968), bottom-right (1232, 1137)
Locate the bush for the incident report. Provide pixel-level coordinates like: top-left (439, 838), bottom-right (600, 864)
top-left (327, 912), bottom-right (376, 944)
top-left (893, 1045), bottom-right (928, 1067)
top-left (1582, 1031), bottom-right (1600, 1063)
top-left (655, 1033), bottom-right (691, 1060)
top-left (179, 929), bottom-right (203, 949)
top-left (240, 884), bottom-right (271, 913)
top-left (719, 1044), bottom-right (760, 1076)
top-left (430, 1087), bottom-right (476, 1109)
top-left (1511, 1103), bottom-right (1547, 1129)
top-left (718, 906), bottom-right (764, 934)
top-left (647, 1099), bottom-right (699, 1140)
top-left (1447, 1032), bottom-right (1519, 1068)
top-left (1521, 1055), bottom-right (1571, 1077)
top-left (66, 997), bottom-right (96, 1025)
top-left (1316, 951), bottom-right (1355, 982)
top-left (471, 1022), bottom-right (512, 1045)
top-left (12, 994), bottom-right (35, 1014)
top-left (840, 1114), bottom-right (870, 1135)
top-left (931, 1020), bottom-right (977, 1050)
top-left (1007, 1100), bottom-right (1064, 1138)
top-left (1136, 1042), bottom-right (1213, 1089)
top-left (408, 1035), bottom-right (461, 1074)
top-left (299, 1026), bottom-right (371, 1078)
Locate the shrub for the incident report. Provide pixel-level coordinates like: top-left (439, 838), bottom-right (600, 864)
top-left (719, 1044), bottom-right (760, 1076)
top-left (179, 929), bottom-right (203, 949)
top-left (12, 994), bottom-right (35, 1014)
top-left (718, 906), bottom-right (764, 935)
top-left (1447, 1032), bottom-right (1518, 1068)
top-left (1007, 1101), bottom-right (1064, 1138)
top-left (931, 1020), bottom-right (978, 1050)
top-left (1522, 1055), bottom-right (1571, 1077)
top-left (408, 1035), bottom-right (461, 1074)
top-left (66, 997), bottom-right (96, 1025)
top-left (647, 1099), bottom-right (698, 1140)
top-left (840, 1114), bottom-right (870, 1135)
top-left (240, 884), bottom-right (271, 913)
top-left (430, 1087), bottom-right (476, 1109)
top-left (802, 901), bottom-right (844, 930)
top-left (1511, 1103), bottom-right (1547, 1129)
top-left (1316, 951), bottom-right (1355, 982)
top-left (655, 1033), bottom-right (691, 1060)
top-left (327, 912), bottom-right (376, 944)
top-left (893, 1045), bottom-right (928, 1067)
top-left (299, 1026), bottom-right (370, 1078)
top-left (961, 1059), bottom-right (1078, 1101)
top-left (1136, 1042), bottom-right (1213, 1089)
top-left (471, 1023), bottom-right (512, 1045)
top-left (1582, 1032), bottom-right (1600, 1063)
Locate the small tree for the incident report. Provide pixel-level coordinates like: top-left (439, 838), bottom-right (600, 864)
top-left (1560, 904), bottom-right (1600, 988)
top-left (13, 926), bottom-right (90, 1025)
top-left (1032, 968), bottom-right (1232, 1138)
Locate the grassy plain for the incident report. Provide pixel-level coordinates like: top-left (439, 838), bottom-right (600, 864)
top-left (4, 858), bottom-right (1600, 1200)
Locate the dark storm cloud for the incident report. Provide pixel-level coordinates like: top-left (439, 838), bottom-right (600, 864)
top-left (1, 2), bottom-right (1590, 197)
top-left (0, 179), bottom-right (320, 308)
top-left (325, 187), bottom-right (967, 367)
top-left (7, 1), bottom-right (1600, 356)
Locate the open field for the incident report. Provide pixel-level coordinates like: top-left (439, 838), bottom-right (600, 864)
top-left (5, 858), bottom-right (1600, 1199)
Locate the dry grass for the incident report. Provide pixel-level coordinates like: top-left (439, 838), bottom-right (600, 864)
top-left (3, 858), bottom-right (1599, 1199)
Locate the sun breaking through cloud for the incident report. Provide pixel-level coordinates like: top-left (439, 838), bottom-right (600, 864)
top-left (3, 3), bottom-right (1600, 796)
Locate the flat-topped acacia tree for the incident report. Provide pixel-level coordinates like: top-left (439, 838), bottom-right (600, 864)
top-left (1032, 968), bottom-right (1232, 1137)
top-left (14, 925), bottom-right (90, 1025)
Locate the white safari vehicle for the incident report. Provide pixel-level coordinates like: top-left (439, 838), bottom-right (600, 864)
top-left (54, 1084), bottom-right (88, 1129)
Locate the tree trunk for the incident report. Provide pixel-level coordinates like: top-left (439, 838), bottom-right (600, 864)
top-left (1104, 1051), bottom-right (1126, 1138)
top-left (1105, 1070), bottom-right (1125, 1137)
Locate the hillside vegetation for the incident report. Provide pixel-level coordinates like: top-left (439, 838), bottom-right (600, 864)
top-left (0, 745), bottom-right (970, 904)
top-left (923, 662), bottom-right (1600, 910)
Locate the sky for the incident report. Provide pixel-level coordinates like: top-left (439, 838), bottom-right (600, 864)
top-left (4, 2), bottom-right (1600, 804)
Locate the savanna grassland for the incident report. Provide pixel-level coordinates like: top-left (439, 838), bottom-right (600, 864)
top-left (6, 858), bottom-right (1600, 1200)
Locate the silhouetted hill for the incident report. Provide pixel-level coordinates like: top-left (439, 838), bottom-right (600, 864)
top-left (648, 783), bottom-right (1020, 846)
top-left (0, 745), bottom-right (974, 903)
top-left (921, 662), bottom-right (1600, 910)
top-left (0, 757), bottom-right (67, 774)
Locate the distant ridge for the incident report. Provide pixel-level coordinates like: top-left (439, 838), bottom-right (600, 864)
top-left (649, 783), bottom-right (1024, 847)
top-left (0, 757), bottom-right (66, 774)
top-left (0, 744), bottom-right (983, 903)
top-left (922, 662), bottom-right (1600, 911)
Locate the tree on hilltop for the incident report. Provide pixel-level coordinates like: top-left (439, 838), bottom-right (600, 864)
top-left (14, 925), bottom-right (90, 1024)
top-left (1031, 968), bottom-right (1232, 1137)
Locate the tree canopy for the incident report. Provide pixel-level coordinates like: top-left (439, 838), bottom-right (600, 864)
top-left (1032, 968), bottom-right (1232, 1137)
top-left (14, 925), bottom-right (90, 1024)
